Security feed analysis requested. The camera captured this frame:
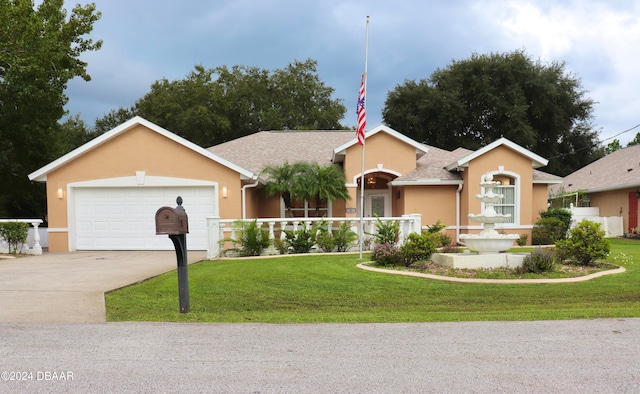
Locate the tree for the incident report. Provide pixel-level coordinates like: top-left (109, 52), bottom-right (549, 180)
top-left (382, 50), bottom-right (603, 176)
top-left (605, 139), bottom-right (622, 154)
top-left (261, 162), bottom-right (307, 217)
top-left (135, 65), bottom-right (231, 147)
top-left (627, 132), bottom-right (640, 147)
top-left (93, 106), bottom-right (135, 135)
top-left (57, 114), bottom-right (94, 154)
top-left (95, 59), bottom-right (346, 147)
top-left (298, 163), bottom-right (351, 216)
top-left (261, 161), bottom-right (351, 217)
top-left (0, 0), bottom-right (102, 217)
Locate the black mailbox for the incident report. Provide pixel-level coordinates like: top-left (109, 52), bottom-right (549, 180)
top-left (155, 205), bottom-right (189, 235)
top-left (155, 196), bottom-right (190, 313)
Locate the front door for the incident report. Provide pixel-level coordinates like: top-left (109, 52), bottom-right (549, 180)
top-left (366, 192), bottom-right (390, 217)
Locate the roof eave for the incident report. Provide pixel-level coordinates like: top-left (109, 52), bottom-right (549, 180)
top-left (445, 138), bottom-right (549, 171)
top-left (391, 179), bottom-right (464, 186)
top-left (28, 116), bottom-right (257, 182)
top-left (332, 124), bottom-right (428, 162)
top-left (566, 182), bottom-right (640, 194)
top-left (533, 179), bottom-right (564, 184)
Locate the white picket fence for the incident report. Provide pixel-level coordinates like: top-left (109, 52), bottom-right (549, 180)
top-left (205, 214), bottom-right (422, 259)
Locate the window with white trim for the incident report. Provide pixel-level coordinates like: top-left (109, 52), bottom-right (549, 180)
top-left (288, 199), bottom-right (331, 218)
top-left (494, 185), bottom-right (515, 224)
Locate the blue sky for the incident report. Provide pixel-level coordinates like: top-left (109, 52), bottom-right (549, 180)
top-left (64, 0), bottom-right (640, 145)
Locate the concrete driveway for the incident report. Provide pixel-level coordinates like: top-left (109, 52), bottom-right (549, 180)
top-left (0, 250), bottom-right (206, 323)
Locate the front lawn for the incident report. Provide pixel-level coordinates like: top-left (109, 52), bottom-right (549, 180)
top-left (106, 238), bottom-right (640, 323)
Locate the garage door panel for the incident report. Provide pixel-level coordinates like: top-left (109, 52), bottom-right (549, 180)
top-left (74, 186), bottom-right (215, 250)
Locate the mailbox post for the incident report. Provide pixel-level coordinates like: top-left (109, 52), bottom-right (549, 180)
top-left (155, 196), bottom-right (190, 313)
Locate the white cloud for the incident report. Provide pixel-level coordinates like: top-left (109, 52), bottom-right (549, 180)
top-left (477, 0), bottom-right (640, 144)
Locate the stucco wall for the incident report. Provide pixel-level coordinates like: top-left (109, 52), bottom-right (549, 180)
top-left (461, 146), bottom-right (535, 227)
top-left (532, 183), bottom-right (550, 222)
top-left (589, 188), bottom-right (637, 232)
top-left (343, 132), bottom-right (417, 185)
top-left (402, 185), bottom-right (458, 228)
top-left (45, 125), bottom-right (244, 251)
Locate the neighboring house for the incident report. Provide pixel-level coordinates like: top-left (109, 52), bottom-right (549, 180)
top-left (29, 116), bottom-right (561, 252)
top-left (550, 143), bottom-right (640, 234)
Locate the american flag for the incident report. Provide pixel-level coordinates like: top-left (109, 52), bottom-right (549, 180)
top-left (356, 73), bottom-right (366, 145)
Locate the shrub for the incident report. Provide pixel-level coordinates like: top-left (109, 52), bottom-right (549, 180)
top-left (0, 222), bottom-right (29, 255)
top-left (532, 217), bottom-right (566, 245)
top-left (315, 230), bottom-right (335, 252)
top-left (516, 233), bottom-right (528, 246)
top-left (283, 223), bottom-right (316, 254)
top-left (224, 219), bottom-right (271, 257)
top-left (426, 220), bottom-right (449, 247)
top-left (332, 221), bottom-right (358, 252)
top-left (399, 232), bottom-right (439, 266)
top-left (371, 242), bottom-right (401, 266)
top-left (370, 216), bottom-right (399, 245)
top-left (555, 220), bottom-right (610, 266)
top-left (519, 248), bottom-right (555, 273)
top-left (273, 237), bottom-right (288, 254)
top-left (540, 208), bottom-right (572, 239)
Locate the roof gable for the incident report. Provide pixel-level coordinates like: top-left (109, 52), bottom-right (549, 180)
top-left (445, 137), bottom-right (548, 171)
top-left (332, 124), bottom-right (428, 162)
top-left (29, 116), bottom-right (256, 182)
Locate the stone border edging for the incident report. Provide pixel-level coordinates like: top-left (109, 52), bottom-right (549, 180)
top-left (356, 263), bottom-right (626, 284)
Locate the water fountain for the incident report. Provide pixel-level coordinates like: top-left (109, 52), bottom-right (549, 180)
top-left (459, 173), bottom-right (520, 254)
top-left (432, 172), bottom-right (524, 269)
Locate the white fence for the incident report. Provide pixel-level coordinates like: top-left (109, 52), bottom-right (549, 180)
top-left (0, 219), bottom-right (44, 255)
top-left (205, 215), bottom-right (422, 259)
top-left (569, 206), bottom-right (623, 238)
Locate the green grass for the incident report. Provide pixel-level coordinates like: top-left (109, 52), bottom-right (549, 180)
top-left (106, 238), bottom-right (640, 323)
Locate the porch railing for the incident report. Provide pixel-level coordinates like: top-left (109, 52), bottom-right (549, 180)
top-left (205, 214), bottom-right (422, 259)
top-left (0, 219), bottom-right (43, 255)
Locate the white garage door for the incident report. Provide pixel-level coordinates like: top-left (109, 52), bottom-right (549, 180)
top-left (74, 186), bottom-right (216, 250)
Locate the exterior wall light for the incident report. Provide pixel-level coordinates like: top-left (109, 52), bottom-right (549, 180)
top-left (222, 186), bottom-right (228, 198)
top-left (57, 188), bottom-right (64, 199)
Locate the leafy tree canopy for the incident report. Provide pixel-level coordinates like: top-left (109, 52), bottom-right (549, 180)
top-left (605, 139), bottom-right (622, 154)
top-left (627, 131), bottom-right (640, 147)
top-left (0, 0), bottom-right (102, 217)
top-left (382, 50), bottom-right (603, 176)
top-left (94, 58), bottom-right (347, 147)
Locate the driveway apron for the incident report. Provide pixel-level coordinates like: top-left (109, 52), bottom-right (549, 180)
top-left (0, 251), bottom-right (206, 323)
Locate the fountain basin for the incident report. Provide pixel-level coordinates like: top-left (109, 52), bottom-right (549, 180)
top-left (459, 234), bottom-right (520, 254)
top-left (467, 214), bottom-right (513, 224)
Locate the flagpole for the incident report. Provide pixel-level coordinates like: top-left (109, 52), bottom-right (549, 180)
top-left (359, 16), bottom-right (369, 260)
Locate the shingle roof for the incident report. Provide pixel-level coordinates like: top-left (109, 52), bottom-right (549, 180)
top-left (207, 130), bottom-right (354, 176)
top-left (394, 147), bottom-right (470, 182)
top-left (551, 144), bottom-right (640, 193)
top-left (207, 128), bottom-right (560, 185)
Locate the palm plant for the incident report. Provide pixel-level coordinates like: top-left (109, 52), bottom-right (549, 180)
top-left (262, 161), bottom-right (307, 217)
top-left (298, 163), bottom-right (351, 216)
top-left (262, 161), bottom-right (351, 217)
